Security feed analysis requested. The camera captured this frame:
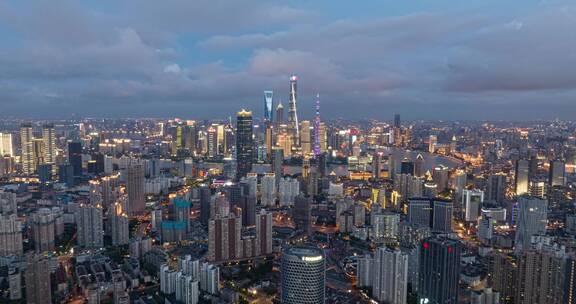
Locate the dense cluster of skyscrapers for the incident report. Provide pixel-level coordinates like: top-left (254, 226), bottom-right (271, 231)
top-left (0, 75), bottom-right (574, 304)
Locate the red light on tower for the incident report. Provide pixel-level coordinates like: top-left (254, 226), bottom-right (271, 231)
top-left (448, 246), bottom-right (453, 253)
top-left (423, 242), bottom-right (429, 250)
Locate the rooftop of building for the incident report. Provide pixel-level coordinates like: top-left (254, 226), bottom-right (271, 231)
top-left (283, 246), bottom-right (324, 260)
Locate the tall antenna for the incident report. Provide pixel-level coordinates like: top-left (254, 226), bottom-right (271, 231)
top-left (314, 93), bottom-right (321, 157)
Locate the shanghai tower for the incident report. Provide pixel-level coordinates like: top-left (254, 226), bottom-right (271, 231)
top-left (288, 75), bottom-right (299, 146)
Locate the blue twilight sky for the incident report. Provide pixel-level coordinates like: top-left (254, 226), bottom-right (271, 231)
top-left (0, 0), bottom-right (575, 120)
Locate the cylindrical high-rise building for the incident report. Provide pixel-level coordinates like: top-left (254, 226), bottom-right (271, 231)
top-left (281, 246), bottom-right (325, 304)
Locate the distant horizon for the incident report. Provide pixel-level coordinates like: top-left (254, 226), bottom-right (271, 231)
top-left (0, 114), bottom-right (571, 124)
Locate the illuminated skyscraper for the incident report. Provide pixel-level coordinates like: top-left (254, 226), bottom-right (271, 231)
top-left (433, 164), bottom-right (450, 191)
top-left (183, 122), bottom-right (197, 152)
top-left (0, 133), bottom-right (13, 157)
top-left (216, 124), bottom-right (225, 155)
top-left (41, 124), bottom-right (56, 168)
top-left (319, 122), bottom-right (327, 152)
top-left (20, 123), bottom-right (35, 175)
top-left (207, 126), bottom-right (217, 158)
top-left (287, 75), bottom-right (299, 146)
top-left (529, 179), bottom-right (547, 199)
top-left (32, 138), bottom-right (44, 168)
top-left (515, 159), bottom-right (530, 195)
top-left (264, 90), bottom-right (274, 122)
top-left (564, 256), bottom-right (576, 304)
top-left (174, 122), bottom-right (184, 151)
top-left (281, 246), bottom-right (325, 304)
top-left (236, 109), bottom-right (254, 180)
top-left (276, 102), bottom-right (284, 126)
top-left (276, 128), bottom-right (292, 158)
top-left (428, 135), bottom-right (437, 153)
top-left (300, 120), bottom-right (311, 156)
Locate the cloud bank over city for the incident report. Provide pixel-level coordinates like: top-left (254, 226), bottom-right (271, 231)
top-left (0, 0), bottom-right (574, 120)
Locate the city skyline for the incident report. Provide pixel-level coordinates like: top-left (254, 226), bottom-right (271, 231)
top-left (0, 1), bottom-right (575, 120)
top-left (0, 94), bottom-right (574, 303)
top-left (0, 3), bottom-right (576, 303)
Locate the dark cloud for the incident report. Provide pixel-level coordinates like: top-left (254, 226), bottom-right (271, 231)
top-left (0, 1), bottom-right (574, 119)
top-left (445, 7), bottom-right (576, 92)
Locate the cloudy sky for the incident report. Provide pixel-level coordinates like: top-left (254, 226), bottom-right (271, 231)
top-left (0, 0), bottom-right (575, 120)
